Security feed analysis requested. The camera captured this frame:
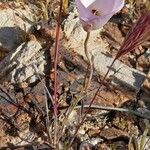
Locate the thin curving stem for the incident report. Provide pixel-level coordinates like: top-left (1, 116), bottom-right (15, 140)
top-left (84, 31), bottom-right (93, 91)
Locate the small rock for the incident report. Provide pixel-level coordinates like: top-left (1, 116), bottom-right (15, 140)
top-left (0, 3), bottom-right (36, 51)
top-left (99, 127), bottom-right (129, 140)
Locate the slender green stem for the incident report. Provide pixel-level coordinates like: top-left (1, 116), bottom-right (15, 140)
top-left (84, 32), bottom-right (93, 91)
top-left (56, 31), bottom-right (93, 140)
top-left (66, 58), bottom-right (117, 149)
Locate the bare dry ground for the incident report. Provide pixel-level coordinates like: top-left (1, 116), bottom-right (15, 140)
top-left (0, 0), bottom-right (149, 149)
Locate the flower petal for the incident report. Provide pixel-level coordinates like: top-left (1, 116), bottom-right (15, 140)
top-left (80, 13), bottom-right (114, 30)
top-left (87, 0), bottom-right (125, 15)
top-left (76, 0), bottom-right (125, 31)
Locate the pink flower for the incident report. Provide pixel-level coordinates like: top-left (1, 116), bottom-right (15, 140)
top-left (76, 0), bottom-right (125, 31)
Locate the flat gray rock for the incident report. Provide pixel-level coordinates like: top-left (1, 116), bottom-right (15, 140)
top-left (0, 40), bottom-right (44, 84)
top-left (0, 3), bottom-right (35, 51)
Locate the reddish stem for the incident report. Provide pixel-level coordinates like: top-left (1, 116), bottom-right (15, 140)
top-left (67, 57), bottom-right (117, 149)
top-left (54, 0), bottom-right (62, 119)
top-left (53, 0), bottom-right (63, 146)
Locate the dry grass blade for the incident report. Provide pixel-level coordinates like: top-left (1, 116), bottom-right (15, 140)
top-left (62, 0), bottom-right (68, 13)
top-left (116, 11), bottom-right (150, 58)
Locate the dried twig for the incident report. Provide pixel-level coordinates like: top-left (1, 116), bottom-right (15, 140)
top-left (33, 64), bottom-right (54, 106)
top-left (74, 105), bottom-right (150, 119)
top-left (33, 64), bottom-right (53, 144)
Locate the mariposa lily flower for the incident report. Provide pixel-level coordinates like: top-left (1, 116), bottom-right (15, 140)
top-left (76, 0), bottom-right (125, 31)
